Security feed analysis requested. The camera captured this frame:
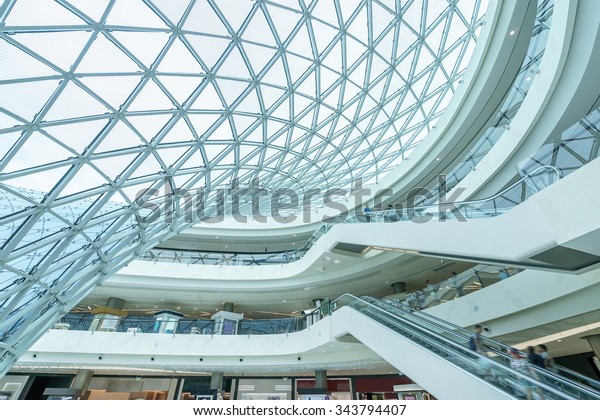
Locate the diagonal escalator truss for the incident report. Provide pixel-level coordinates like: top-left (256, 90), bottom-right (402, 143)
top-left (330, 294), bottom-right (600, 400)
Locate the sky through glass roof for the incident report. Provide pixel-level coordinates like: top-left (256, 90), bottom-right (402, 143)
top-left (1, 0), bottom-right (486, 201)
top-left (0, 0), bottom-right (487, 373)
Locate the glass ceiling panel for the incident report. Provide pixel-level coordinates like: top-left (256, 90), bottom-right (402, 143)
top-left (0, 0), bottom-right (487, 374)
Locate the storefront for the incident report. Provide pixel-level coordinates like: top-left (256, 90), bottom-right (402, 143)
top-left (296, 378), bottom-right (352, 400)
top-left (234, 378), bottom-right (292, 400)
top-left (393, 384), bottom-right (433, 400)
top-left (354, 375), bottom-right (414, 400)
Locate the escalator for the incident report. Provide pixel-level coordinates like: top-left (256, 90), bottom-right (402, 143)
top-left (384, 296), bottom-right (600, 395)
top-left (330, 294), bottom-right (600, 400)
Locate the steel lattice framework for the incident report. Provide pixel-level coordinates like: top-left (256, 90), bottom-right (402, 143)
top-left (0, 0), bottom-right (486, 374)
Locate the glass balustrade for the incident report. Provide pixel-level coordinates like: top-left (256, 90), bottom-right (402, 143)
top-left (332, 294), bottom-right (600, 400)
top-left (137, 165), bottom-right (560, 267)
top-left (53, 291), bottom-right (600, 400)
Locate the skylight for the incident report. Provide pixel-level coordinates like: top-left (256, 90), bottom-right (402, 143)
top-left (0, 0), bottom-right (487, 373)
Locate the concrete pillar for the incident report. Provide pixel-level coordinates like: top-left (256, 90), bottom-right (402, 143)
top-left (71, 369), bottom-right (94, 391)
top-left (106, 297), bottom-right (125, 310)
top-left (210, 372), bottom-right (224, 390)
top-left (391, 282), bottom-right (407, 294)
top-left (315, 370), bottom-right (327, 389)
top-left (223, 302), bottom-right (235, 312)
top-left (583, 334), bottom-right (600, 359)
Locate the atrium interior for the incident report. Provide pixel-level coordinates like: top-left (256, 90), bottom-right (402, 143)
top-left (1, 0), bottom-right (600, 400)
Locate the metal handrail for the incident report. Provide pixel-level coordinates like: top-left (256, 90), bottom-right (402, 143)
top-left (553, 365), bottom-right (600, 389)
top-left (365, 296), bottom-right (491, 345)
top-left (372, 295), bottom-right (600, 394)
top-left (371, 296), bottom-right (600, 399)
top-left (398, 264), bottom-right (518, 309)
top-left (331, 293), bottom-right (598, 399)
top-left (138, 165), bottom-right (561, 266)
top-left (372, 164), bottom-right (562, 216)
top-left (343, 165), bottom-right (560, 221)
top-left (363, 294), bottom-right (600, 394)
top-left (332, 294), bottom-right (571, 399)
top-left (59, 313), bottom-right (309, 335)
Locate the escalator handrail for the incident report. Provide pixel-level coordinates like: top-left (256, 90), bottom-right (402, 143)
top-left (336, 294), bottom-right (576, 399)
top-left (371, 297), bottom-right (521, 361)
top-left (359, 164), bottom-right (561, 218)
top-left (484, 345), bottom-right (600, 391)
top-left (552, 365), bottom-right (600, 389)
top-left (331, 293), bottom-right (578, 399)
top-left (365, 297), bottom-right (501, 349)
top-left (381, 296), bottom-right (600, 391)
top-left (370, 296), bottom-right (600, 396)
top-left (410, 164), bottom-right (562, 211)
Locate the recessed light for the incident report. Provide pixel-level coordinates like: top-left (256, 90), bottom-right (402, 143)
top-left (557, 339), bottom-right (562, 342)
top-left (509, 30), bottom-right (515, 36)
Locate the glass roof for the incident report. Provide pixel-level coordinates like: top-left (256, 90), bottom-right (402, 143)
top-left (1, 0), bottom-right (486, 201)
top-left (0, 0), bottom-right (487, 370)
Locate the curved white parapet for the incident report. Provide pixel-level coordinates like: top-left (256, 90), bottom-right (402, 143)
top-left (330, 156), bottom-right (600, 271)
top-left (453, 0), bottom-right (600, 201)
top-left (24, 264), bottom-right (600, 398)
top-left (425, 266), bottom-right (600, 340)
top-left (108, 157), bottom-right (600, 296)
top-left (20, 317), bottom-right (374, 373)
top-left (20, 306), bottom-right (511, 399)
top-left (372, 0), bottom-right (537, 204)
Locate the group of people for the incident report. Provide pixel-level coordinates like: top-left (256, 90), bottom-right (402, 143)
top-left (471, 325), bottom-right (558, 399)
top-left (362, 204), bottom-right (399, 223)
top-left (409, 268), bottom-right (513, 309)
top-left (507, 345), bottom-right (556, 400)
top-left (404, 273), bottom-right (462, 309)
top-left (525, 344), bottom-right (557, 373)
